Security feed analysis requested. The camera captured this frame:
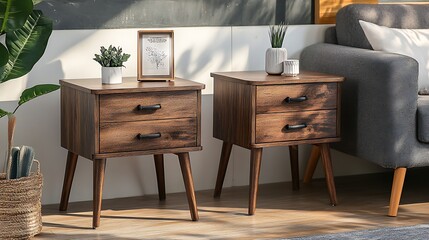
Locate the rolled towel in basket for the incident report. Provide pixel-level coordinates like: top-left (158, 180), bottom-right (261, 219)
top-left (7, 146), bottom-right (35, 179)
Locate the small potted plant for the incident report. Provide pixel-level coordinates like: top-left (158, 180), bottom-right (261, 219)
top-left (94, 45), bottom-right (131, 84)
top-left (265, 22), bottom-right (288, 75)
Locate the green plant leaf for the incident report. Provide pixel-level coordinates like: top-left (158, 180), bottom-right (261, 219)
top-left (18, 84), bottom-right (59, 106)
top-left (0, 0), bottom-right (33, 33)
top-left (0, 108), bottom-right (10, 118)
top-left (269, 22), bottom-right (288, 48)
top-left (32, 0), bottom-right (44, 5)
top-left (1, 10), bottom-right (52, 82)
top-left (94, 45), bottom-right (130, 67)
top-left (0, 43), bottom-right (8, 71)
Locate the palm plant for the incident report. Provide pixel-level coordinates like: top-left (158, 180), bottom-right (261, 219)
top-left (0, 0), bottom-right (59, 178)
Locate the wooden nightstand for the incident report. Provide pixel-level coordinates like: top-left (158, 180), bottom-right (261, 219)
top-left (59, 77), bottom-right (205, 228)
top-left (211, 71), bottom-right (344, 215)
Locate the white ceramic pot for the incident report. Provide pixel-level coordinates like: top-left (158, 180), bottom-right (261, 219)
top-left (101, 67), bottom-right (122, 84)
top-left (265, 48), bottom-right (287, 75)
top-left (284, 59), bottom-right (300, 76)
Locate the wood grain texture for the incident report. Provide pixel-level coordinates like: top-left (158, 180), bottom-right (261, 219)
top-left (303, 145), bottom-right (321, 183)
top-left (289, 145), bottom-right (299, 191)
top-left (100, 91), bottom-right (197, 122)
top-left (40, 171), bottom-right (429, 239)
top-left (177, 152), bottom-right (199, 221)
top-left (336, 83), bottom-right (342, 138)
top-left (256, 83), bottom-right (337, 113)
top-left (154, 154), bottom-right (166, 201)
top-left (60, 77), bottom-right (205, 94)
top-left (388, 168), bottom-right (407, 217)
top-left (93, 158), bottom-right (106, 229)
top-left (211, 71), bottom-right (344, 86)
top-left (256, 110), bottom-right (337, 143)
top-left (196, 90), bottom-right (202, 147)
top-left (319, 143), bottom-right (337, 206)
top-left (315, 0), bottom-right (378, 24)
top-left (60, 77), bottom-right (204, 228)
top-left (59, 151), bottom-right (79, 211)
top-left (61, 85), bottom-right (99, 160)
top-left (100, 118), bottom-right (197, 153)
top-left (93, 146), bottom-right (202, 159)
top-left (249, 148), bottom-right (263, 215)
top-left (212, 71), bottom-right (342, 214)
top-left (251, 137), bottom-right (341, 148)
top-left (214, 142), bottom-right (233, 198)
top-left (213, 77), bottom-right (255, 148)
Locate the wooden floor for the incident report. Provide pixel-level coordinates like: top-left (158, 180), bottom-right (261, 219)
top-left (37, 169), bottom-right (429, 239)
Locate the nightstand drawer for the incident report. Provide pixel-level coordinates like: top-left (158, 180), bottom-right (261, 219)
top-left (256, 83), bottom-right (337, 114)
top-left (100, 91), bottom-right (197, 122)
top-left (255, 110), bottom-right (337, 143)
top-left (100, 118), bottom-right (197, 153)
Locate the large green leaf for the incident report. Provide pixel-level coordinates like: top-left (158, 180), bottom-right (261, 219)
top-left (32, 0), bottom-right (43, 5)
top-left (0, 108), bottom-right (10, 118)
top-left (18, 84), bottom-right (59, 106)
top-left (0, 43), bottom-right (8, 72)
top-left (1, 10), bottom-right (52, 82)
top-left (0, 0), bottom-right (33, 33)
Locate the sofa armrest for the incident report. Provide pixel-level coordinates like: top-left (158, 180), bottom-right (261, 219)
top-left (301, 43), bottom-right (419, 167)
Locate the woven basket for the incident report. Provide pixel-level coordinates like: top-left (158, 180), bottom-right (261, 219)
top-left (0, 160), bottom-right (43, 240)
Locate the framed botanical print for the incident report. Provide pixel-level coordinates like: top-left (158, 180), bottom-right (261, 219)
top-left (137, 30), bottom-right (174, 81)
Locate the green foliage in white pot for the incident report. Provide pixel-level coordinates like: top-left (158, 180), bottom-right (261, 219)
top-left (269, 22), bottom-right (288, 48)
top-left (94, 45), bottom-right (131, 67)
top-left (0, 0), bottom-right (60, 118)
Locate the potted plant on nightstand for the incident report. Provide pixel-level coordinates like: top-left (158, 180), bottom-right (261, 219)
top-left (0, 0), bottom-right (59, 238)
top-left (94, 45), bottom-right (131, 84)
top-left (265, 22), bottom-right (288, 75)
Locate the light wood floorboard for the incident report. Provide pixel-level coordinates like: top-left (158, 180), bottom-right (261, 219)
top-left (37, 169), bottom-right (429, 239)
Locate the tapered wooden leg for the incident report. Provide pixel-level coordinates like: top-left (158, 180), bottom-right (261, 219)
top-left (59, 151), bottom-right (79, 211)
top-left (319, 144), bottom-right (337, 206)
top-left (214, 142), bottom-right (233, 198)
top-left (93, 159), bottom-right (106, 229)
top-left (303, 145), bottom-right (321, 183)
top-left (249, 148), bottom-right (263, 215)
top-left (177, 152), bottom-right (199, 221)
top-left (289, 145), bottom-right (299, 191)
top-left (388, 168), bottom-right (407, 217)
top-left (154, 154), bottom-right (166, 201)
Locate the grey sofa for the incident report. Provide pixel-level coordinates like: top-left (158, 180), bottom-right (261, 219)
top-left (300, 4), bottom-right (429, 216)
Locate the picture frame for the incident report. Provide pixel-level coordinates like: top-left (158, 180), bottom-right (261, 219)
top-left (137, 30), bottom-right (174, 81)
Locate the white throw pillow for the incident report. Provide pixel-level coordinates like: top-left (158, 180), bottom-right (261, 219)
top-left (359, 20), bottom-right (429, 89)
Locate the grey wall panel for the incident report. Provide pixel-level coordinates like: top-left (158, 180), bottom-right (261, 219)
top-left (35, 0), bottom-right (426, 30)
top-left (36, 0), bottom-right (311, 30)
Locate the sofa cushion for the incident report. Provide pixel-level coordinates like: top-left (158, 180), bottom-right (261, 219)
top-left (336, 4), bottom-right (429, 50)
top-left (418, 97), bottom-right (429, 143)
top-left (359, 20), bottom-right (429, 89)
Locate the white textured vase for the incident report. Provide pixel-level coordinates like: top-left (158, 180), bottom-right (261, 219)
top-left (265, 48), bottom-right (287, 75)
top-left (101, 67), bottom-right (122, 84)
top-left (284, 59), bottom-right (300, 76)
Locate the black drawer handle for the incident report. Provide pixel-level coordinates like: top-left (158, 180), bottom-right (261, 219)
top-left (137, 104), bottom-right (161, 111)
top-left (284, 96), bottom-right (308, 103)
top-left (137, 133), bottom-right (161, 139)
top-left (283, 123), bottom-right (307, 131)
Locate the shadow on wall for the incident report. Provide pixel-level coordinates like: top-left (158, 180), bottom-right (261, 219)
top-left (176, 27), bottom-right (231, 91)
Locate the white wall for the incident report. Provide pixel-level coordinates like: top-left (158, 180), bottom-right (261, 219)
top-left (0, 25), bottom-right (383, 205)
